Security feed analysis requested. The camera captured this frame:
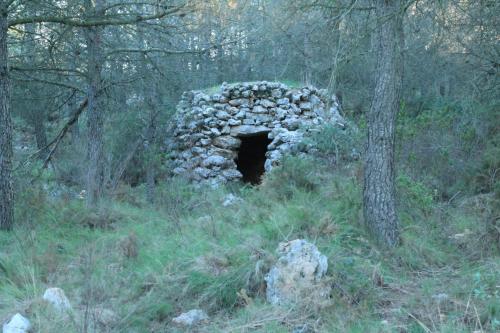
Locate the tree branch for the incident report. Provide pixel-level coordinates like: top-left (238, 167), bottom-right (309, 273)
top-left (42, 98), bottom-right (88, 169)
top-left (106, 47), bottom-right (209, 57)
top-left (8, 5), bottom-right (186, 27)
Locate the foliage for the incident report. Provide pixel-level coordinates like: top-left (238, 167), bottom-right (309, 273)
top-left (307, 122), bottom-right (362, 163)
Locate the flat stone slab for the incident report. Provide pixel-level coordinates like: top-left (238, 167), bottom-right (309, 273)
top-left (230, 125), bottom-right (270, 137)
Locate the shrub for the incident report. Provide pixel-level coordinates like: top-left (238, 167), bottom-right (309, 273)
top-left (307, 122), bottom-right (361, 164)
top-left (261, 156), bottom-right (320, 200)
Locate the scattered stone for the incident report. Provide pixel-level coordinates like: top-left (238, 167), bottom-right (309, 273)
top-left (265, 239), bottom-right (330, 305)
top-left (43, 287), bottom-right (71, 313)
top-left (172, 309), bottom-right (208, 327)
top-left (2, 313), bottom-right (31, 333)
top-left (222, 193), bottom-right (243, 207)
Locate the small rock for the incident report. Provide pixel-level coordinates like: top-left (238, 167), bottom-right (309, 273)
top-left (260, 99), bottom-right (276, 108)
top-left (172, 309), bottom-right (208, 327)
top-left (299, 102), bottom-right (312, 111)
top-left (194, 167), bottom-right (212, 179)
top-left (209, 128), bottom-right (221, 137)
top-left (43, 287), bottom-right (71, 313)
top-left (222, 169), bottom-right (243, 180)
top-left (213, 136), bottom-right (241, 149)
top-left (215, 111), bottom-right (230, 120)
top-left (276, 97), bottom-right (290, 105)
top-left (2, 313), bottom-right (31, 333)
top-left (228, 119), bottom-right (241, 126)
top-left (222, 194), bottom-right (243, 207)
top-left (265, 239), bottom-right (330, 305)
top-left (202, 155), bottom-right (227, 167)
top-left (252, 105), bottom-right (267, 114)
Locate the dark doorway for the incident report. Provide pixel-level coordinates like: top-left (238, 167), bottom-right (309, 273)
top-left (235, 134), bottom-right (272, 184)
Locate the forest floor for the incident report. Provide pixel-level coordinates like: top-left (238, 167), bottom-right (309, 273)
top-left (1, 157), bottom-right (499, 332)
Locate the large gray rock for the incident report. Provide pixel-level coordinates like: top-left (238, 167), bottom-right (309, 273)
top-left (213, 136), bottom-right (241, 149)
top-left (42, 287), bottom-right (71, 313)
top-left (2, 314), bottom-right (31, 333)
top-left (230, 125), bottom-right (270, 137)
top-left (172, 309), bottom-right (208, 327)
top-left (265, 239), bottom-right (330, 305)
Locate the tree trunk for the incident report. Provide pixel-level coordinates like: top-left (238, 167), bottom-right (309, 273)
top-left (67, 51), bottom-right (80, 142)
top-left (0, 5), bottom-right (14, 230)
top-left (144, 120), bottom-right (156, 204)
top-left (363, 0), bottom-right (404, 247)
top-left (137, 23), bottom-right (157, 204)
top-left (85, 0), bottom-right (105, 208)
top-left (34, 119), bottom-right (49, 159)
top-left (23, 14), bottom-right (49, 160)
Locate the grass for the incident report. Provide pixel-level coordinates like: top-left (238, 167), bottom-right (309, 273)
top-left (0, 156), bottom-right (499, 332)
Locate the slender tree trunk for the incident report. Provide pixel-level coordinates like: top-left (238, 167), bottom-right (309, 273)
top-left (144, 124), bottom-right (156, 204)
top-left (363, 0), bottom-right (404, 247)
top-left (34, 120), bottom-right (48, 158)
top-left (85, 0), bottom-right (105, 208)
top-left (23, 15), bottom-right (49, 160)
top-left (67, 51), bottom-right (80, 142)
top-left (137, 23), bottom-right (157, 204)
top-left (0, 5), bottom-right (14, 230)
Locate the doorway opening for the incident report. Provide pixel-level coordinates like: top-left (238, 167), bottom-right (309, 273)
top-left (235, 134), bottom-right (272, 184)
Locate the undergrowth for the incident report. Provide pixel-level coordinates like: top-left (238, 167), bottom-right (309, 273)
top-left (0, 157), bottom-right (498, 332)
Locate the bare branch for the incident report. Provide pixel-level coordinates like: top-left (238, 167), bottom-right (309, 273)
top-left (42, 98), bottom-right (88, 169)
top-left (8, 5), bottom-right (186, 27)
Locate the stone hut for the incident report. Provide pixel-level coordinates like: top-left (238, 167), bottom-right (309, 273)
top-left (166, 81), bottom-right (344, 186)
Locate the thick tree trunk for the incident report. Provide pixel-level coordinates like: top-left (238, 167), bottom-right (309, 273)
top-left (363, 0), bottom-right (404, 247)
top-left (85, 1), bottom-right (105, 208)
top-left (0, 6), bottom-right (14, 230)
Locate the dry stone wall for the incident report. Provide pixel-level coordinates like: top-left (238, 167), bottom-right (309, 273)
top-left (166, 81), bottom-right (344, 186)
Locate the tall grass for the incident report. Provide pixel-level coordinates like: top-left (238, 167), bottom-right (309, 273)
top-left (0, 156), bottom-right (498, 332)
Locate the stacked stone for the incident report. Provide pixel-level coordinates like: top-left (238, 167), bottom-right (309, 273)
top-left (166, 81), bottom-right (344, 186)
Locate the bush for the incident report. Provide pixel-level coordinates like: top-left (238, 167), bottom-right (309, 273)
top-left (261, 156), bottom-right (320, 200)
top-left (307, 122), bottom-right (361, 164)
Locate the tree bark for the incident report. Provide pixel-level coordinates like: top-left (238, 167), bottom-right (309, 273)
top-left (363, 0), bottom-right (404, 247)
top-left (0, 4), bottom-right (14, 230)
top-left (84, 0), bottom-right (105, 208)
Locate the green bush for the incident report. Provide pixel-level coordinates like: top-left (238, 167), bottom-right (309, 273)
top-left (261, 156), bottom-right (320, 200)
top-left (307, 122), bottom-right (361, 163)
